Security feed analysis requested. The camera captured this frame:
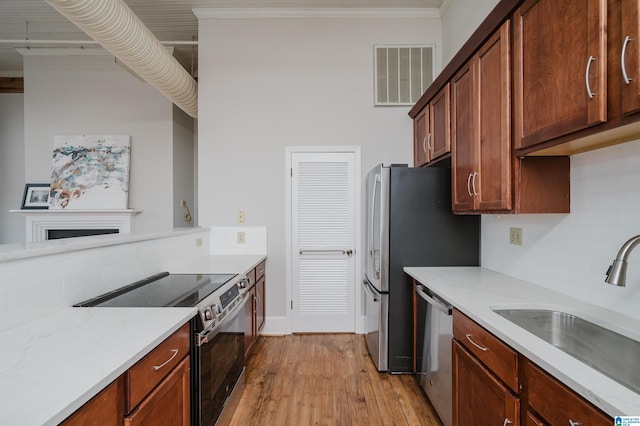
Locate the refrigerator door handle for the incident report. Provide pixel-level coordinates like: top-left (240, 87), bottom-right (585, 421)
top-left (362, 279), bottom-right (380, 300)
top-left (369, 174), bottom-right (381, 279)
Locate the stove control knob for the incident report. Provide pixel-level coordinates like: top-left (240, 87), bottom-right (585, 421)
top-left (212, 303), bottom-right (221, 314)
top-left (204, 308), bottom-right (213, 321)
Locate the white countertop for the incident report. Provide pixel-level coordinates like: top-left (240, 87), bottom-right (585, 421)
top-left (0, 307), bottom-right (196, 426)
top-left (0, 253), bottom-right (267, 426)
top-left (170, 254), bottom-right (266, 275)
top-left (404, 266), bottom-right (640, 417)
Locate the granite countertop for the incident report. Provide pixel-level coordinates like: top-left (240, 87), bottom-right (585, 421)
top-left (404, 266), bottom-right (640, 417)
top-left (0, 307), bottom-right (196, 426)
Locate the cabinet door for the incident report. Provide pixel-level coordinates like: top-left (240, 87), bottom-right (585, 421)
top-left (622, 0), bottom-right (640, 114)
top-left (514, 0), bottom-right (607, 149)
top-left (256, 276), bottom-right (265, 333)
top-left (125, 356), bottom-right (190, 426)
top-left (244, 285), bottom-right (256, 359)
top-left (414, 107), bottom-right (429, 167)
top-left (476, 21), bottom-right (512, 211)
top-left (61, 377), bottom-right (124, 426)
top-left (453, 340), bottom-right (519, 426)
top-left (429, 83), bottom-right (452, 161)
top-left (451, 61), bottom-right (477, 212)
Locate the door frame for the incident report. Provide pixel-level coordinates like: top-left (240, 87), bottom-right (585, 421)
top-left (285, 146), bottom-right (362, 334)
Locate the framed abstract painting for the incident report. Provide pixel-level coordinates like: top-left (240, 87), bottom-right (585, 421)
top-left (49, 135), bottom-right (131, 209)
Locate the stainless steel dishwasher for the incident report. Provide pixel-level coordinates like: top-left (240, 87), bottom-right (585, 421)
top-left (415, 282), bottom-right (453, 426)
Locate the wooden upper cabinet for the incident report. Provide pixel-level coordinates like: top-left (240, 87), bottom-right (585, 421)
top-left (453, 22), bottom-right (512, 213)
top-left (514, 0), bottom-right (608, 150)
top-left (621, 0), bottom-right (640, 114)
top-left (413, 85), bottom-right (451, 167)
top-left (413, 107), bottom-right (429, 167)
top-left (452, 61), bottom-right (477, 212)
top-left (429, 83), bottom-right (452, 161)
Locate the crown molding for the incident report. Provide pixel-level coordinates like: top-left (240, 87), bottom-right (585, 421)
top-left (193, 7), bottom-right (441, 19)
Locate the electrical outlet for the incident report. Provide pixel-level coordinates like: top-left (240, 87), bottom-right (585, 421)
top-left (237, 231), bottom-right (245, 244)
top-left (509, 227), bottom-right (523, 246)
top-left (237, 211), bottom-right (245, 223)
top-left (195, 238), bottom-right (203, 247)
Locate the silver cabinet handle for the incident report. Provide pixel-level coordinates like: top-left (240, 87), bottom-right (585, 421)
top-left (427, 133), bottom-right (432, 153)
top-left (622, 36), bottom-right (632, 85)
top-left (568, 421), bottom-right (581, 426)
top-left (467, 173), bottom-right (473, 197)
top-left (153, 349), bottom-right (179, 371)
top-left (422, 136), bottom-right (427, 153)
top-left (585, 56), bottom-right (596, 99)
top-left (503, 419), bottom-right (512, 426)
top-left (465, 334), bottom-right (488, 352)
top-left (471, 172), bottom-right (479, 196)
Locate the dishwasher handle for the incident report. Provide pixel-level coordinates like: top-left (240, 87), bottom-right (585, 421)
top-left (415, 283), bottom-right (452, 315)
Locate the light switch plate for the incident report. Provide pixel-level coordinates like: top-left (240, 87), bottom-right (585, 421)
top-left (237, 211), bottom-right (245, 223)
top-left (510, 227), bottom-right (523, 246)
top-left (237, 231), bottom-right (245, 244)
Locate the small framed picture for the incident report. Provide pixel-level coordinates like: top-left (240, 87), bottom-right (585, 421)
top-left (21, 183), bottom-right (51, 209)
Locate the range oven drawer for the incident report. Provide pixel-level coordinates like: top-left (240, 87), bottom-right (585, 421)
top-left (126, 322), bottom-right (190, 412)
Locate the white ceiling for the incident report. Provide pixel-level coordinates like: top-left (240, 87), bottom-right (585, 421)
top-left (0, 0), bottom-right (443, 76)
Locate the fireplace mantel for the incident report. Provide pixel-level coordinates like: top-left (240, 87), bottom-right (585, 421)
top-left (10, 209), bottom-right (142, 242)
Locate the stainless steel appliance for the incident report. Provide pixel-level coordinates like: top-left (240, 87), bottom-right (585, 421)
top-left (75, 272), bottom-right (250, 425)
top-left (415, 282), bottom-right (453, 426)
top-left (363, 164), bottom-right (479, 373)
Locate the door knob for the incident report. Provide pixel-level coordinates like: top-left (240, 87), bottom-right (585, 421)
top-left (345, 249), bottom-right (353, 256)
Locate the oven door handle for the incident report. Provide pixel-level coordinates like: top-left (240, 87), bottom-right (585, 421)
top-left (197, 291), bottom-right (250, 347)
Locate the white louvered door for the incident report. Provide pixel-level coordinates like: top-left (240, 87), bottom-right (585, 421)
top-left (291, 152), bottom-right (356, 332)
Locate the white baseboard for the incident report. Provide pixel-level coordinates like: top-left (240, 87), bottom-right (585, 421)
top-left (261, 316), bottom-right (290, 335)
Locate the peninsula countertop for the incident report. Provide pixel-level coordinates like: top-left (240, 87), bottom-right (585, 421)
top-left (404, 266), bottom-right (640, 417)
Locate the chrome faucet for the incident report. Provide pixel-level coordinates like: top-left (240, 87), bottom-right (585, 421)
top-left (605, 235), bottom-right (640, 287)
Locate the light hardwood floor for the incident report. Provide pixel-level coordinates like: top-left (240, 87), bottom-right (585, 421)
top-left (229, 334), bottom-right (443, 425)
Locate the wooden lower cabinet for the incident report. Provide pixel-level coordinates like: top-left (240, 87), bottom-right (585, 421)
top-left (452, 310), bottom-right (613, 426)
top-left (453, 340), bottom-right (520, 426)
top-left (525, 362), bottom-right (611, 426)
top-left (125, 356), bottom-right (190, 426)
top-left (244, 260), bottom-right (267, 359)
top-left (61, 377), bottom-right (124, 426)
top-left (61, 323), bottom-right (191, 426)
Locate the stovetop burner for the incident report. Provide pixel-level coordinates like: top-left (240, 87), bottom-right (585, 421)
top-left (74, 272), bottom-right (238, 308)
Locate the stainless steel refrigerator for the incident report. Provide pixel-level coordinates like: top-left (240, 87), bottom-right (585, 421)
top-left (362, 164), bottom-right (480, 373)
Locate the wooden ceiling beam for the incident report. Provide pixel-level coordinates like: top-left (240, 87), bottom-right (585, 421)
top-left (0, 77), bottom-right (24, 93)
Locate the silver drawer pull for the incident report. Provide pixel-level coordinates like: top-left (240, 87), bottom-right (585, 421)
top-left (585, 56), bottom-right (596, 99)
top-left (153, 349), bottom-right (179, 371)
top-left (465, 334), bottom-right (488, 352)
top-left (622, 36), bottom-right (632, 85)
top-left (568, 421), bottom-right (581, 426)
top-left (503, 419), bottom-right (512, 426)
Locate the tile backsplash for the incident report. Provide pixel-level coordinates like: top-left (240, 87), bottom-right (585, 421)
top-left (482, 139), bottom-right (640, 320)
top-left (0, 230), bottom-right (210, 331)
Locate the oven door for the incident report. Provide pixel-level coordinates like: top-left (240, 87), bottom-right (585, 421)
top-left (195, 293), bottom-right (249, 425)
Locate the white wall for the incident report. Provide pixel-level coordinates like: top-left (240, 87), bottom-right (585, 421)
top-left (172, 105), bottom-right (196, 228)
top-left (198, 15), bottom-right (441, 320)
top-left (22, 55), bottom-right (175, 234)
top-left (482, 140), bottom-right (640, 319)
top-left (0, 94), bottom-right (24, 244)
top-left (0, 229), bottom-right (210, 331)
top-left (440, 0), bottom-right (500, 65)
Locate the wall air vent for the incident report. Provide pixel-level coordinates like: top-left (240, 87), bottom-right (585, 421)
top-left (374, 45), bottom-right (434, 106)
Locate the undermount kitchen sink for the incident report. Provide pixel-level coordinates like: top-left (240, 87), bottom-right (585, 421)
top-left (493, 308), bottom-right (640, 394)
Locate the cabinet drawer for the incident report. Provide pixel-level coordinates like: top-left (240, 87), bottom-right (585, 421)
top-left (126, 322), bottom-right (190, 412)
top-left (453, 309), bottom-right (518, 392)
top-left (255, 260), bottom-right (266, 280)
top-left (526, 362), bottom-right (611, 426)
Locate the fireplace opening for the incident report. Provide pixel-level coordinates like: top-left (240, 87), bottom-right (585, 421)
top-left (47, 229), bottom-right (120, 240)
